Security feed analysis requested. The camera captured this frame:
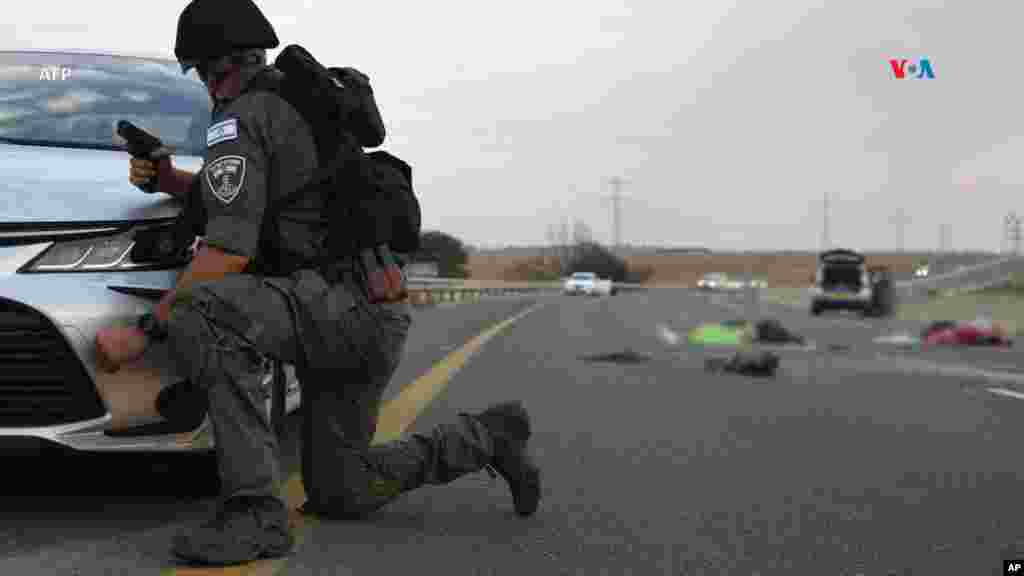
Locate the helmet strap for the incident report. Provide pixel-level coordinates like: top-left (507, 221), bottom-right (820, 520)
top-left (208, 64), bottom-right (244, 102)
top-left (206, 51), bottom-right (264, 103)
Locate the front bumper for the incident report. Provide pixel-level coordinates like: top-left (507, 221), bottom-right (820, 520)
top-left (0, 268), bottom-right (299, 452)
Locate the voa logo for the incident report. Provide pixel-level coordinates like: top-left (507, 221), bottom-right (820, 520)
top-left (889, 58), bottom-right (935, 79)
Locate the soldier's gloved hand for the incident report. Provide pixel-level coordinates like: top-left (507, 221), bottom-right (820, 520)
top-left (129, 156), bottom-right (174, 193)
top-left (95, 324), bottom-right (151, 373)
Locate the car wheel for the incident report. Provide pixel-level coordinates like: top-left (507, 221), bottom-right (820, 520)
top-left (810, 305), bottom-right (821, 316)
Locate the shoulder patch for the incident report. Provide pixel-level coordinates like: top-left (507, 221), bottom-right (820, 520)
top-left (207, 118), bottom-right (239, 147)
top-left (205, 155), bottom-right (247, 205)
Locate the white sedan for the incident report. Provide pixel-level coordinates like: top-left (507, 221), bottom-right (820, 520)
top-left (698, 273), bottom-right (745, 291)
top-left (563, 272), bottom-right (614, 296)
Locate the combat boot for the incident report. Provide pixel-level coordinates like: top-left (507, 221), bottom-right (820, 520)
top-left (475, 401), bottom-right (542, 517)
top-left (171, 495), bottom-right (294, 566)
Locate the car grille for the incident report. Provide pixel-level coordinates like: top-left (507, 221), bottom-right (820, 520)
top-left (0, 298), bottom-right (106, 427)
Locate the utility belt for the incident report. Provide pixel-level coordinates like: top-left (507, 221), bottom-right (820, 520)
top-left (318, 257), bottom-right (360, 285)
top-left (314, 244), bottom-right (408, 304)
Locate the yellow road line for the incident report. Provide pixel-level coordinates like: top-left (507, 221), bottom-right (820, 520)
top-left (166, 300), bottom-right (546, 576)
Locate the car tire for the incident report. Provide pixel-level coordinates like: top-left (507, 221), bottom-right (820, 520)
top-left (810, 304), bottom-right (822, 316)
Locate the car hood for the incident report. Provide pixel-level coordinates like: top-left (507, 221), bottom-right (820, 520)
top-left (0, 143), bottom-right (204, 223)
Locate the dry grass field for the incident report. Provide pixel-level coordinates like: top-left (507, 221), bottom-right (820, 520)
top-left (467, 252), bottom-right (930, 287)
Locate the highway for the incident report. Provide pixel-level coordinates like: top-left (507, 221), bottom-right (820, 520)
top-left (4, 290), bottom-right (1024, 574)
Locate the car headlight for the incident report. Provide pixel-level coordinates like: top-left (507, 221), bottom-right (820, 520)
top-left (19, 224), bottom-right (185, 273)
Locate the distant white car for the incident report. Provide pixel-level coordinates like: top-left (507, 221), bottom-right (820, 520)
top-left (698, 273), bottom-right (746, 291)
top-left (914, 265), bottom-right (929, 278)
top-left (563, 272), bottom-right (614, 296)
top-left (697, 273), bottom-right (728, 291)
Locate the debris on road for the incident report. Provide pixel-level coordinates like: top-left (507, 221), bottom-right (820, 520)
top-left (580, 348), bottom-right (652, 364)
top-left (656, 323), bottom-right (680, 346)
top-left (705, 350), bottom-right (780, 378)
top-left (752, 318), bottom-right (805, 345)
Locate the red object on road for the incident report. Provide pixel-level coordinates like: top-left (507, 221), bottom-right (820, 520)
top-left (922, 321), bottom-right (1012, 347)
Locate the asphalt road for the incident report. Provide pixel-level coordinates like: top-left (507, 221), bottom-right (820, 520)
top-left (4, 291), bottom-right (1024, 574)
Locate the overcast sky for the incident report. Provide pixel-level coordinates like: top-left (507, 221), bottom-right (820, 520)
top-left (4, 1), bottom-right (1023, 251)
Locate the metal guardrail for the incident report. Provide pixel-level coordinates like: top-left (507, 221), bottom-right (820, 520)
top-left (404, 276), bottom-right (567, 306)
top-left (893, 255), bottom-right (1024, 301)
top-left (403, 276), bottom-right (663, 306)
top-left (408, 254), bottom-right (1024, 306)
top-left (406, 277), bottom-right (684, 292)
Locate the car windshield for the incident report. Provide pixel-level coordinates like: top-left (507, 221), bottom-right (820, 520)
top-left (0, 51), bottom-right (210, 156)
top-left (572, 273), bottom-right (596, 279)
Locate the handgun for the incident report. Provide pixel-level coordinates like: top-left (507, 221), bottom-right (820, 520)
top-left (116, 120), bottom-right (172, 193)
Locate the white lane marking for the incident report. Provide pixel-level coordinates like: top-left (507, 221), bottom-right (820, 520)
top-left (988, 387), bottom-right (1024, 401)
top-left (876, 354), bottom-right (1024, 385)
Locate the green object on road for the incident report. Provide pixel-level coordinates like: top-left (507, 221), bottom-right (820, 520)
top-left (688, 322), bottom-right (752, 346)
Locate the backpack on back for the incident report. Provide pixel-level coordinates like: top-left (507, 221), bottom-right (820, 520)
top-left (244, 44), bottom-right (420, 300)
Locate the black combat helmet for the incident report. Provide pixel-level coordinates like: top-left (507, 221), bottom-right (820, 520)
top-left (175, 0), bottom-right (279, 73)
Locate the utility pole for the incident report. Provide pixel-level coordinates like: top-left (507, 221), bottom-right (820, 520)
top-left (600, 177), bottom-right (630, 251)
top-left (939, 223), bottom-right (952, 254)
top-left (1004, 213), bottom-right (1014, 254)
top-left (609, 177), bottom-right (624, 249)
top-left (889, 209), bottom-right (909, 252)
top-left (823, 191), bottom-right (830, 251)
top-left (1007, 213), bottom-right (1023, 255)
top-left (545, 223), bottom-right (558, 262)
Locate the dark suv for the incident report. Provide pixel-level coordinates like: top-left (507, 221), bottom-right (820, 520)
top-left (809, 249), bottom-right (894, 317)
top-left (809, 249), bottom-right (871, 316)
